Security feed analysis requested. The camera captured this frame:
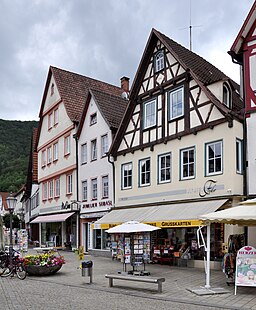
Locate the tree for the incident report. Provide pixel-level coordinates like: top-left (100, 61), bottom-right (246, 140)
top-left (3, 214), bottom-right (20, 228)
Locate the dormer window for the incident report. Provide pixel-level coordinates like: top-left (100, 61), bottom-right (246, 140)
top-left (155, 50), bottom-right (164, 72)
top-left (223, 83), bottom-right (231, 108)
top-left (90, 113), bottom-right (97, 125)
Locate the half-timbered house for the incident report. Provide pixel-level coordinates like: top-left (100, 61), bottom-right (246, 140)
top-left (95, 29), bottom-right (245, 266)
top-left (229, 0), bottom-right (256, 247)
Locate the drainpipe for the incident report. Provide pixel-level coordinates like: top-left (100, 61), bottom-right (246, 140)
top-left (73, 132), bottom-right (80, 248)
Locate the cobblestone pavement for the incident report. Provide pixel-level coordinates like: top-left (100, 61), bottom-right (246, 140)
top-left (0, 250), bottom-right (256, 310)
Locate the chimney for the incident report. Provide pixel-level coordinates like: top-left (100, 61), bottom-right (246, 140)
top-left (120, 76), bottom-right (129, 93)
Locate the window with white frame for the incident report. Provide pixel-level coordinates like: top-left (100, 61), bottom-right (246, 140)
top-left (158, 153), bottom-right (171, 183)
top-left (53, 142), bottom-right (58, 161)
top-left (64, 135), bottom-right (71, 155)
top-left (81, 143), bottom-right (87, 164)
top-left (54, 108), bottom-right (59, 125)
top-left (91, 139), bottom-right (97, 161)
top-left (51, 83), bottom-right (54, 96)
top-left (144, 99), bottom-right (156, 129)
top-left (48, 112), bottom-right (53, 129)
top-left (90, 113), bottom-right (97, 125)
top-left (42, 150), bottom-right (46, 167)
top-left (48, 180), bottom-right (53, 199)
top-left (47, 146), bottom-right (52, 164)
top-left (169, 86), bottom-right (184, 120)
top-left (101, 134), bottom-right (108, 156)
top-left (102, 175), bottom-right (109, 198)
top-left (180, 147), bottom-right (195, 179)
top-left (206, 140), bottom-right (223, 175)
top-left (91, 178), bottom-right (97, 200)
top-left (55, 178), bottom-right (60, 197)
top-left (122, 163), bottom-right (132, 189)
top-left (67, 174), bottom-right (72, 194)
top-left (139, 158), bottom-right (150, 186)
top-left (223, 84), bottom-right (231, 108)
top-left (155, 50), bottom-right (164, 72)
top-left (236, 139), bottom-right (243, 174)
top-left (82, 180), bottom-right (87, 201)
top-left (43, 182), bottom-right (47, 200)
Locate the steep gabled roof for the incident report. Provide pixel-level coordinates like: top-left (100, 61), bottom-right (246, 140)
top-left (229, 1), bottom-right (256, 57)
top-left (76, 89), bottom-right (128, 138)
top-left (36, 66), bottom-right (123, 148)
top-left (50, 66), bottom-right (123, 122)
top-left (110, 28), bottom-right (243, 156)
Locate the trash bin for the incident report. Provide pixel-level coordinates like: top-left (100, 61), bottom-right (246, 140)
top-left (81, 261), bottom-right (93, 279)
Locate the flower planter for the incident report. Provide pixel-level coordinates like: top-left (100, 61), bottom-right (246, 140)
top-left (25, 264), bottom-right (62, 276)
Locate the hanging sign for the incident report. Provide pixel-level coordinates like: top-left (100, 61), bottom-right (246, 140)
top-left (235, 246), bottom-right (256, 295)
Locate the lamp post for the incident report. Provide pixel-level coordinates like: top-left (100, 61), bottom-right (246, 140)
top-left (6, 193), bottom-right (17, 254)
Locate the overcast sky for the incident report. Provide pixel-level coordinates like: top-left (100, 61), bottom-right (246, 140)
top-left (0, 0), bottom-right (253, 121)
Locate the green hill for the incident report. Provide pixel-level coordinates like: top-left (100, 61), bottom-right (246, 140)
top-left (0, 119), bottom-right (38, 193)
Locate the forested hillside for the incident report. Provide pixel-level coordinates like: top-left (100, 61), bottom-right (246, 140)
top-left (0, 119), bottom-right (38, 192)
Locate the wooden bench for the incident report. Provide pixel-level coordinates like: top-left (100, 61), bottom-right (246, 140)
top-left (105, 274), bottom-right (165, 293)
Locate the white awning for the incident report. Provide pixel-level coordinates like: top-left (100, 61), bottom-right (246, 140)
top-left (94, 199), bottom-right (227, 229)
top-left (30, 212), bottom-right (75, 224)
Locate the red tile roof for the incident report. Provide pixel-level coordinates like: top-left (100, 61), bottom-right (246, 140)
top-left (51, 66), bottom-right (123, 122)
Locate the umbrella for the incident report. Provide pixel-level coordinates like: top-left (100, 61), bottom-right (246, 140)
top-left (106, 221), bottom-right (160, 233)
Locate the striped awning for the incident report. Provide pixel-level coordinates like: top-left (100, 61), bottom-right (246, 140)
top-left (94, 199), bottom-right (228, 229)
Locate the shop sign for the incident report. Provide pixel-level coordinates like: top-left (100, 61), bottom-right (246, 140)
top-left (147, 220), bottom-right (203, 228)
top-left (82, 200), bottom-right (113, 209)
top-left (235, 246), bottom-right (256, 295)
top-left (199, 180), bottom-right (217, 197)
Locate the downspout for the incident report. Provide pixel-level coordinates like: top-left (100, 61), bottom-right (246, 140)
top-left (73, 131), bottom-right (80, 248)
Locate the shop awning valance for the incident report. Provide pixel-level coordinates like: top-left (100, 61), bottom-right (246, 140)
top-left (30, 212), bottom-right (75, 224)
top-left (94, 199), bottom-right (227, 229)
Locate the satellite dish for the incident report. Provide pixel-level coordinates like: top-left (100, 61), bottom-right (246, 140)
top-left (121, 91), bottom-right (128, 100)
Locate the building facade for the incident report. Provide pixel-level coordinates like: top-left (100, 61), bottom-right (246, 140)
top-left (96, 29), bottom-right (245, 266)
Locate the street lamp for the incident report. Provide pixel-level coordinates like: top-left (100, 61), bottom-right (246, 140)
top-left (6, 193), bottom-right (17, 254)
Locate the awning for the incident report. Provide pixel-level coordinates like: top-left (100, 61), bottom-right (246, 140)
top-left (30, 212), bottom-right (75, 224)
top-left (94, 199), bottom-right (227, 229)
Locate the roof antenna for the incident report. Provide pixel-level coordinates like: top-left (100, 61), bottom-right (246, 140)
top-left (180, 0), bottom-right (202, 51)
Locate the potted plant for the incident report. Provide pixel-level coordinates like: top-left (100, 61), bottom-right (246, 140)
top-left (23, 252), bottom-right (65, 276)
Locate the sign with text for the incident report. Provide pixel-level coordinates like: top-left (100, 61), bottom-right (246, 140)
top-left (235, 246), bottom-right (256, 295)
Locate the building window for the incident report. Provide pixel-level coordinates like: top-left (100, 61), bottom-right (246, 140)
top-left (54, 108), bottom-right (59, 126)
top-left (91, 139), bottom-right (97, 161)
top-left (206, 140), bottom-right (223, 176)
top-left (82, 180), bottom-right (87, 201)
top-left (53, 142), bottom-right (58, 161)
top-left (55, 178), bottom-right (60, 197)
top-left (223, 84), bottom-right (231, 108)
top-left (67, 174), bottom-right (72, 194)
top-left (236, 139), bottom-right (243, 174)
top-left (43, 182), bottom-right (47, 200)
top-left (169, 86), bottom-right (184, 120)
top-left (90, 113), bottom-right (97, 125)
top-left (48, 112), bottom-right (53, 130)
top-left (101, 134), bottom-right (108, 157)
top-left (102, 175), bottom-right (109, 198)
top-left (143, 99), bottom-right (156, 129)
top-left (180, 147), bottom-right (195, 179)
top-left (158, 153), bottom-right (171, 183)
top-left (51, 83), bottom-right (54, 96)
top-left (122, 163), bottom-right (132, 189)
top-left (48, 180), bottom-right (53, 199)
top-left (81, 143), bottom-right (87, 164)
top-left (42, 150), bottom-right (46, 167)
top-left (139, 158), bottom-right (150, 187)
top-left (91, 178), bottom-right (97, 200)
top-left (155, 50), bottom-right (164, 72)
top-left (64, 135), bottom-right (71, 155)
top-left (47, 146), bottom-right (52, 164)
